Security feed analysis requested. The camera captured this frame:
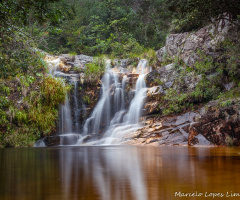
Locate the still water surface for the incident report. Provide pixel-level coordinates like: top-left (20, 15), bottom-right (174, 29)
top-left (1, 146), bottom-right (240, 200)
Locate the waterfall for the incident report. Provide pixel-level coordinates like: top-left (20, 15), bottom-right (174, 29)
top-left (80, 59), bottom-right (148, 145)
top-left (73, 80), bottom-right (80, 133)
top-left (37, 56), bottom-right (149, 146)
top-left (121, 75), bottom-right (127, 110)
top-left (48, 58), bottom-right (60, 76)
top-left (59, 95), bottom-right (73, 134)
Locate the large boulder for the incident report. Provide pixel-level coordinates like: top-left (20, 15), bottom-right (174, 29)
top-left (145, 63), bottom-right (177, 87)
top-left (44, 136), bottom-right (60, 146)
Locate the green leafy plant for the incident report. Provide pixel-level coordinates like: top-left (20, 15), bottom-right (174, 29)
top-left (84, 57), bottom-right (106, 83)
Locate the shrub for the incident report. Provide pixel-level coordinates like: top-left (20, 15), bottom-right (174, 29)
top-left (84, 57), bottom-right (106, 83)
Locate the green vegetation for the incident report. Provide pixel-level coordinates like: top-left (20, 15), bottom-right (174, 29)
top-left (169, 0), bottom-right (240, 32)
top-left (0, 76), bottom-right (69, 147)
top-left (0, 0), bottom-right (69, 147)
top-left (84, 57), bottom-right (106, 83)
top-left (40, 0), bottom-right (172, 57)
top-left (162, 33), bottom-right (240, 115)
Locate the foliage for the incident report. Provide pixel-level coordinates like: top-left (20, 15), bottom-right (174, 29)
top-left (194, 50), bottom-right (215, 74)
top-left (39, 0), bottom-right (173, 56)
top-left (40, 77), bottom-right (67, 107)
top-left (83, 95), bottom-right (92, 105)
top-left (0, 72), bottom-right (69, 147)
top-left (84, 57), bottom-right (106, 83)
top-left (168, 0), bottom-right (240, 32)
top-left (162, 57), bottom-right (222, 115)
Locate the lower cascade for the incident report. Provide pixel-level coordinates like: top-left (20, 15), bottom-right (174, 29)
top-left (37, 58), bottom-right (149, 146)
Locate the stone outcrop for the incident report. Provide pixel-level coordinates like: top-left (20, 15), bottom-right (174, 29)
top-left (188, 99), bottom-right (240, 146)
top-left (145, 63), bottom-right (177, 87)
top-left (122, 99), bottom-right (240, 147)
top-left (59, 54), bottom-right (93, 69)
top-left (43, 136), bottom-right (60, 146)
top-left (121, 111), bottom-right (211, 146)
top-left (74, 54), bottom-right (93, 68)
top-left (144, 63), bottom-right (202, 116)
top-left (156, 17), bottom-right (237, 66)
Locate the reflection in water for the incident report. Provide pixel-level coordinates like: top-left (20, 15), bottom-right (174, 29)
top-left (1, 147), bottom-right (240, 200)
top-left (59, 147), bottom-right (147, 200)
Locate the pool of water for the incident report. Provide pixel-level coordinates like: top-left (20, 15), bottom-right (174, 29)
top-left (1, 146), bottom-right (240, 200)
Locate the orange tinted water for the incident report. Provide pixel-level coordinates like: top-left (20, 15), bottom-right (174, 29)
top-left (0, 146), bottom-right (240, 200)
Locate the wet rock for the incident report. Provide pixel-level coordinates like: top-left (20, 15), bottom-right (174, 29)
top-left (175, 112), bottom-right (197, 126)
top-left (122, 109), bottom-right (216, 146)
top-left (81, 135), bottom-right (92, 143)
top-left (113, 59), bottom-right (129, 68)
top-left (158, 132), bottom-right (188, 146)
top-left (144, 101), bottom-right (161, 115)
top-left (44, 136), bottom-right (60, 146)
top-left (54, 72), bottom-right (79, 83)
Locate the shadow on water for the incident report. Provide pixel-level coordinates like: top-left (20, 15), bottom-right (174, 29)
top-left (1, 146), bottom-right (240, 200)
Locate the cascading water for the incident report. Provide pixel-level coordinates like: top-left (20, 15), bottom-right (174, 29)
top-left (59, 94), bottom-right (73, 134)
top-left (82, 61), bottom-right (119, 136)
top-left (35, 57), bottom-right (83, 147)
top-left (73, 80), bottom-right (80, 133)
top-left (80, 59), bottom-right (149, 145)
top-left (48, 58), bottom-right (60, 76)
top-left (124, 60), bottom-right (148, 124)
top-left (36, 56), bottom-right (149, 146)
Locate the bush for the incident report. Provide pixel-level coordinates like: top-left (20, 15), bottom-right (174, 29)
top-left (84, 57), bottom-right (106, 83)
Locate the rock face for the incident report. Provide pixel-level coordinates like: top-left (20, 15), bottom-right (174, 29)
top-left (144, 63), bottom-right (202, 116)
top-left (74, 54), bottom-right (93, 68)
top-left (43, 134), bottom-right (82, 146)
top-left (189, 100), bottom-right (240, 146)
top-left (145, 63), bottom-right (176, 87)
top-left (156, 18), bottom-right (237, 66)
top-left (113, 59), bottom-right (129, 68)
top-left (121, 111), bottom-right (211, 146)
top-left (123, 99), bottom-right (240, 147)
top-left (59, 54), bottom-right (93, 69)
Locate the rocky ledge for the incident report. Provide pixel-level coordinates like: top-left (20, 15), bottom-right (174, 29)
top-left (121, 99), bottom-right (240, 147)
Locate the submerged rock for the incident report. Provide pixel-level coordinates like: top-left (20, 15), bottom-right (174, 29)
top-left (60, 134), bottom-right (81, 145)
